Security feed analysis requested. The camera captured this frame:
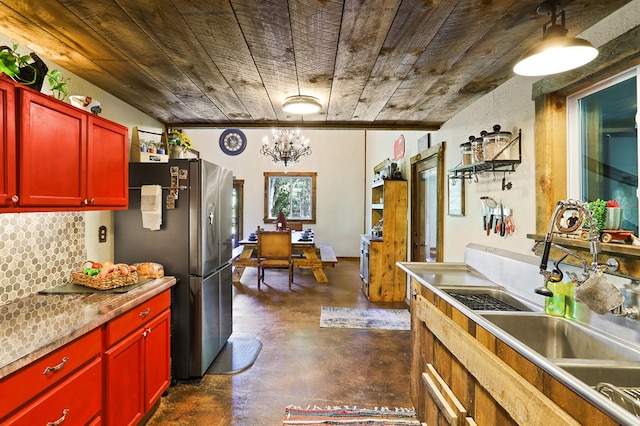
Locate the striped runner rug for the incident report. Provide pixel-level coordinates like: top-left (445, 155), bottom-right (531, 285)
top-left (283, 405), bottom-right (420, 425)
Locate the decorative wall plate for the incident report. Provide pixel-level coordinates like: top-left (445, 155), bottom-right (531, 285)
top-left (219, 129), bottom-right (247, 155)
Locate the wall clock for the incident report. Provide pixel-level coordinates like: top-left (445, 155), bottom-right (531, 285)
top-left (219, 129), bottom-right (247, 156)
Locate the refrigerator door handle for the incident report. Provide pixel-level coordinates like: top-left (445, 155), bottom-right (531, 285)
top-left (208, 211), bottom-right (214, 225)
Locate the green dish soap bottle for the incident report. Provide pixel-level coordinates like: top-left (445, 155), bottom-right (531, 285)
top-left (564, 279), bottom-right (577, 320)
top-left (545, 280), bottom-right (566, 316)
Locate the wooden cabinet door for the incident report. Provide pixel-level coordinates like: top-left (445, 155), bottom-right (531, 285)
top-left (19, 90), bottom-right (87, 207)
top-left (87, 116), bottom-right (128, 208)
top-left (0, 78), bottom-right (16, 208)
top-left (104, 329), bottom-right (145, 426)
top-left (143, 310), bottom-right (171, 410)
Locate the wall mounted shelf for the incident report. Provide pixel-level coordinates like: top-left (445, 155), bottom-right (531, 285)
top-left (449, 129), bottom-right (521, 182)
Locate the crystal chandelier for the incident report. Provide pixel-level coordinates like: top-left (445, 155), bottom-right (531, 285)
top-left (260, 129), bottom-right (311, 166)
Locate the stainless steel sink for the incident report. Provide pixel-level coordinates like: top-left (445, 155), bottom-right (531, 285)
top-left (479, 313), bottom-right (640, 361)
top-left (556, 361), bottom-right (640, 387)
top-left (438, 286), bottom-right (539, 312)
top-left (557, 361), bottom-right (640, 417)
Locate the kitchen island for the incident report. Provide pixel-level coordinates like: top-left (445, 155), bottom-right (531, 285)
top-left (0, 276), bottom-right (177, 425)
top-left (398, 244), bottom-right (640, 425)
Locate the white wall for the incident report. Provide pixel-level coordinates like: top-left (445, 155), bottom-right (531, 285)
top-left (433, 77), bottom-right (537, 261)
top-left (184, 128), bottom-right (366, 257)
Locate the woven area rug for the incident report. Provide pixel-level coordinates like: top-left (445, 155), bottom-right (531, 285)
top-left (283, 406), bottom-right (420, 425)
top-left (319, 307), bottom-right (410, 331)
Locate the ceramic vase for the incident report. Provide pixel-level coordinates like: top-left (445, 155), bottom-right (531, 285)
top-left (604, 207), bottom-right (623, 230)
top-left (170, 146), bottom-right (187, 159)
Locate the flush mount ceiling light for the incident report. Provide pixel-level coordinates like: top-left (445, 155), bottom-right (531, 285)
top-left (282, 95), bottom-right (322, 114)
top-left (513, 0), bottom-right (598, 77)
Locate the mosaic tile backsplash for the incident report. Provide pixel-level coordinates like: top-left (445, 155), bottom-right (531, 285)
top-left (0, 212), bottom-right (86, 305)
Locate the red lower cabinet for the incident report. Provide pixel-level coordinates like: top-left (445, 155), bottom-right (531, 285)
top-left (0, 290), bottom-right (171, 426)
top-left (104, 292), bottom-right (171, 426)
top-left (144, 311), bottom-right (171, 410)
top-left (4, 358), bottom-right (102, 426)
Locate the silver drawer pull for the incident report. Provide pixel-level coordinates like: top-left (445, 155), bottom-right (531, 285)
top-left (47, 408), bottom-right (69, 426)
top-left (42, 357), bottom-right (69, 375)
top-left (139, 307), bottom-right (151, 318)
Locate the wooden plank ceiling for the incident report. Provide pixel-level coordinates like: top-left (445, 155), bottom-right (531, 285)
top-left (0, 0), bottom-right (632, 129)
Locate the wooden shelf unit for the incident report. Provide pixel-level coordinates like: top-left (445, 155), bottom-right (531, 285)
top-left (364, 179), bottom-right (408, 302)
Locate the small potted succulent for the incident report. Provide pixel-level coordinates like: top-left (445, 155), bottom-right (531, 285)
top-left (604, 199), bottom-right (623, 230)
top-left (587, 199), bottom-right (623, 233)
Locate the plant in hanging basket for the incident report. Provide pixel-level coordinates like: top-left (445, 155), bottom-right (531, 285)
top-left (0, 43), bottom-right (48, 90)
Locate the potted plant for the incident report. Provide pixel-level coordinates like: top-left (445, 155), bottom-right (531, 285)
top-left (0, 43), bottom-right (48, 90)
top-left (587, 199), bottom-right (607, 234)
top-left (167, 129), bottom-right (192, 158)
top-left (46, 69), bottom-right (70, 101)
top-left (604, 199), bottom-right (623, 230)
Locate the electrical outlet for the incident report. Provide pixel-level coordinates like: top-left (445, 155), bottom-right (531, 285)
top-left (98, 225), bottom-right (107, 243)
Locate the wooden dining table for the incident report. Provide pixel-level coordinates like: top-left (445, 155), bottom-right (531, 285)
top-left (232, 231), bottom-right (328, 283)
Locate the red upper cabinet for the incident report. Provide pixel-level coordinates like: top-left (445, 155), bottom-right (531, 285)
top-left (87, 116), bottom-right (128, 208)
top-left (0, 78), bottom-right (17, 207)
top-left (19, 89), bottom-right (87, 207)
top-left (3, 87), bottom-right (129, 212)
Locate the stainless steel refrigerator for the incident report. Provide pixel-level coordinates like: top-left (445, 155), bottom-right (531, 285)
top-left (114, 159), bottom-right (233, 380)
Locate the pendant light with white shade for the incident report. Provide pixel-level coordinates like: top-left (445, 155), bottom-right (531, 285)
top-left (513, 0), bottom-right (598, 77)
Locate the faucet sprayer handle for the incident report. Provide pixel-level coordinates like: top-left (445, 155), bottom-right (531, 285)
top-left (539, 238), bottom-right (552, 272)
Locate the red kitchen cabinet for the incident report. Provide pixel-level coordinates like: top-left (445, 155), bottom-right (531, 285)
top-left (0, 86), bottom-right (129, 212)
top-left (0, 328), bottom-right (102, 425)
top-left (87, 116), bottom-right (129, 208)
top-left (4, 358), bottom-right (103, 426)
top-left (144, 310), bottom-right (171, 410)
top-left (19, 89), bottom-right (87, 207)
top-left (0, 77), bottom-right (17, 207)
top-left (104, 291), bottom-right (171, 426)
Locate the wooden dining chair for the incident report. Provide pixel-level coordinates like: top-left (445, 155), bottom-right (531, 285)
top-left (256, 227), bottom-right (293, 290)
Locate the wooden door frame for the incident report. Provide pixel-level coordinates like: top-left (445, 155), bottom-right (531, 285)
top-left (233, 179), bottom-right (244, 247)
top-left (410, 142), bottom-right (445, 262)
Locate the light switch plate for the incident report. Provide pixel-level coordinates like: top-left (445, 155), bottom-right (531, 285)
top-left (98, 225), bottom-right (107, 243)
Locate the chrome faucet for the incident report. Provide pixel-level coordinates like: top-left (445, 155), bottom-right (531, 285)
top-left (534, 199), bottom-right (637, 318)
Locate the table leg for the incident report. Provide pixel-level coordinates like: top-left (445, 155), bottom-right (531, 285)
top-left (302, 246), bottom-right (328, 283)
top-left (232, 246), bottom-right (255, 282)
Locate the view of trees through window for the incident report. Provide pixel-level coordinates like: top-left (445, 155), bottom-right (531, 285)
top-left (264, 172), bottom-right (316, 222)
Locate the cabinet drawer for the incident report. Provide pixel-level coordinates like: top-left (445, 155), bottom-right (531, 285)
top-left (105, 290), bottom-right (170, 347)
top-left (4, 358), bottom-right (102, 426)
top-left (0, 328), bottom-right (101, 420)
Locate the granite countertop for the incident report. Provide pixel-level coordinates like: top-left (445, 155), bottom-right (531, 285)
top-left (0, 276), bottom-right (177, 379)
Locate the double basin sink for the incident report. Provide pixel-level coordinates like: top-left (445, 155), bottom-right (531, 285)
top-left (439, 285), bottom-right (640, 414)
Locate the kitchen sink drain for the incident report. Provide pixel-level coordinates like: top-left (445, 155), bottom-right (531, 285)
top-left (446, 292), bottom-right (523, 311)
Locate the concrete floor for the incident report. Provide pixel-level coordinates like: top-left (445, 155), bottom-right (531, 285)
top-left (146, 258), bottom-right (412, 425)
